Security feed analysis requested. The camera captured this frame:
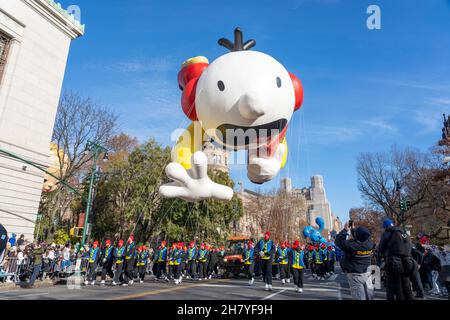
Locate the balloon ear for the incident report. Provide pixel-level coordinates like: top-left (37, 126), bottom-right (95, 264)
top-left (178, 57), bottom-right (209, 121)
top-left (181, 78), bottom-right (199, 121)
top-left (178, 56), bottom-right (209, 90)
top-left (289, 72), bottom-right (303, 112)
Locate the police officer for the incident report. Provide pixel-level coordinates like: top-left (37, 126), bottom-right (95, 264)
top-left (290, 240), bottom-right (305, 293)
top-left (186, 241), bottom-right (197, 279)
top-left (378, 218), bottom-right (415, 300)
top-left (243, 240), bottom-right (255, 286)
top-left (86, 240), bottom-right (101, 285)
top-left (100, 239), bottom-right (114, 285)
top-left (112, 239), bottom-right (125, 286)
top-left (257, 231), bottom-right (275, 291)
top-left (277, 241), bottom-right (290, 284)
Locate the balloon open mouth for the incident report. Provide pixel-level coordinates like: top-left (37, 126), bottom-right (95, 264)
top-left (215, 118), bottom-right (288, 150)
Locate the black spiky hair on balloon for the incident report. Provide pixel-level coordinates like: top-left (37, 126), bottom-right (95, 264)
top-left (218, 27), bottom-right (256, 52)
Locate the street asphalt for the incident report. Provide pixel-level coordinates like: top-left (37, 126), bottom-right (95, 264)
top-left (0, 268), bottom-right (446, 300)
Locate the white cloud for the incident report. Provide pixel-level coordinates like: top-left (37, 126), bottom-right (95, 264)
top-left (301, 116), bottom-right (398, 145)
top-left (412, 97), bottom-right (450, 134)
top-left (363, 118), bottom-right (398, 134)
top-left (82, 56), bottom-right (176, 73)
top-left (305, 124), bottom-right (363, 144)
top-left (427, 97), bottom-right (450, 106)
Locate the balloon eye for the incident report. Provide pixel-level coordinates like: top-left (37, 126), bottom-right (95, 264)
top-left (276, 77), bottom-right (282, 88)
top-left (217, 80), bottom-right (225, 91)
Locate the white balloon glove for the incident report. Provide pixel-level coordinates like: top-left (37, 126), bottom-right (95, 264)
top-left (247, 143), bottom-right (286, 184)
top-left (159, 151), bottom-right (234, 202)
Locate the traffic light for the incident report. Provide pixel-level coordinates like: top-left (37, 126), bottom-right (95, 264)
top-left (399, 200), bottom-right (407, 211)
top-left (406, 200), bottom-right (411, 211)
top-left (399, 199), bottom-right (411, 211)
top-left (70, 227), bottom-right (83, 238)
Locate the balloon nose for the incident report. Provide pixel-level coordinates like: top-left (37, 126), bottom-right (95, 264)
top-left (238, 94), bottom-right (265, 120)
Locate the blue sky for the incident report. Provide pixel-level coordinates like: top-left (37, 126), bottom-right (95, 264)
top-left (59, 0), bottom-right (450, 221)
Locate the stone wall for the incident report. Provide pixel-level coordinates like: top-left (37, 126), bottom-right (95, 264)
top-left (0, 0), bottom-right (83, 240)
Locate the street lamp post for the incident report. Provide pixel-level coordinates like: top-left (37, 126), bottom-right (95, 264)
top-left (80, 140), bottom-right (108, 247)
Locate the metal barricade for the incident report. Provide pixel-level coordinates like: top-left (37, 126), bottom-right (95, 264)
top-left (0, 257), bottom-right (29, 283)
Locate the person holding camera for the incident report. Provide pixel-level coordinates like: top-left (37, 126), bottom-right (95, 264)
top-left (335, 220), bottom-right (376, 300)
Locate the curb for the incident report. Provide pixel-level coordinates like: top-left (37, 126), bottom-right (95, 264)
top-left (0, 279), bottom-right (54, 291)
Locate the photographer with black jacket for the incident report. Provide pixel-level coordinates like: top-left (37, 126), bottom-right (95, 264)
top-left (335, 221), bottom-right (376, 300)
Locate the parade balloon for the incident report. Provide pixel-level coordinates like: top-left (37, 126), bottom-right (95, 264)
top-left (303, 217), bottom-right (327, 244)
top-left (159, 27), bottom-right (304, 202)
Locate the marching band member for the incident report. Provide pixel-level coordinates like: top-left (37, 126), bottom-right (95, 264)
top-left (173, 242), bottom-right (185, 285)
top-left (313, 242), bottom-right (328, 280)
top-left (197, 243), bottom-right (209, 281)
top-left (100, 239), bottom-right (114, 285)
top-left (290, 240), bottom-right (305, 293)
top-left (243, 240), bottom-right (255, 286)
top-left (123, 235), bottom-right (137, 286)
top-left (186, 241), bottom-right (197, 279)
top-left (85, 240), bottom-right (100, 285)
top-left (155, 241), bottom-right (168, 281)
top-left (277, 241), bottom-right (290, 284)
top-left (327, 245), bottom-right (336, 274)
top-left (168, 243), bottom-right (177, 281)
top-left (136, 245), bottom-right (149, 283)
top-left (112, 239), bottom-right (125, 286)
top-left (257, 231), bottom-right (275, 291)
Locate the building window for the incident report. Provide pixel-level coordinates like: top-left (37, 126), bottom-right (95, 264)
top-left (213, 154), bottom-right (222, 164)
top-left (0, 31), bottom-right (11, 85)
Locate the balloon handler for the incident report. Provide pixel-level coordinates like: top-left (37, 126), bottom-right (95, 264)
top-left (159, 27), bottom-right (304, 202)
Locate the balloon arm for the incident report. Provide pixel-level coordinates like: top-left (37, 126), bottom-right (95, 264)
top-left (159, 151), bottom-right (233, 202)
top-left (247, 142), bottom-right (286, 184)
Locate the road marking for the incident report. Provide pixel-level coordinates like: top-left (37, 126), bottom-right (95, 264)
top-left (200, 283), bottom-right (342, 295)
top-left (0, 292), bottom-right (49, 299)
top-left (199, 284), bottom-right (241, 288)
top-left (306, 287), bottom-right (339, 292)
top-left (337, 282), bottom-right (343, 300)
top-left (262, 289), bottom-right (287, 300)
top-left (328, 274), bottom-right (338, 281)
top-left (111, 280), bottom-right (226, 300)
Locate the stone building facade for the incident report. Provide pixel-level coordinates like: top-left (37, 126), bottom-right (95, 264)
top-left (0, 0), bottom-right (84, 239)
top-left (202, 140), bottom-right (229, 173)
top-left (237, 176), bottom-right (340, 240)
top-left (200, 140), bottom-right (341, 239)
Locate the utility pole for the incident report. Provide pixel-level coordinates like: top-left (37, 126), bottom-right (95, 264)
top-left (80, 140), bottom-right (108, 247)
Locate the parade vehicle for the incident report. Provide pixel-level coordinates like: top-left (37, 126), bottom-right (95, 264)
top-left (222, 235), bottom-right (252, 278)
